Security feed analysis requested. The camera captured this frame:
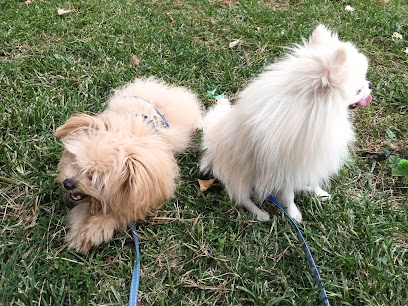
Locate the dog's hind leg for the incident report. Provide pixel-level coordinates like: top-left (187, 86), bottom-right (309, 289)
top-left (239, 197), bottom-right (270, 222)
top-left (221, 172), bottom-right (270, 222)
top-left (303, 185), bottom-right (331, 201)
top-left (66, 203), bottom-right (118, 253)
top-left (312, 185), bottom-right (331, 201)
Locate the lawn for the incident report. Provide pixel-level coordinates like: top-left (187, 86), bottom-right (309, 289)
top-left (1, 0), bottom-right (407, 305)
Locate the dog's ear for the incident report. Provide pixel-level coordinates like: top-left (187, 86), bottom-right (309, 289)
top-left (55, 114), bottom-right (99, 138)
top-left (310, 24), bottom-right (336, 46)
top-left (121, 152), bottom-right (174, 200)
top-left (320, 47), bottom-right (348, 88)
top-left (113, 144), bottom-right (178, 219)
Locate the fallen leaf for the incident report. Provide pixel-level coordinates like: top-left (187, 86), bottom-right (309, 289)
top-left (242, 47), bottom-right (251, 66)
top-left (198, 179), bottom-right (215, 192)
top-left (57, 8), bottom-right (72, 15)
top-left (24, 0), bottom-right (31, 4)
top-left (229, 39), bottom-right (240, 48)
top-left (345, 5), bottom-right (355, 11)
top-left (130, 55), bottom-right (140, 66)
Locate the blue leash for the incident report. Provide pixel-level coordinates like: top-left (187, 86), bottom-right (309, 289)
top-left (129, 225), bottom-right (140, 306)
top-left (126, 201), bottom-right (329, 306)
top-left (267, 195), bottom-right (331, 306)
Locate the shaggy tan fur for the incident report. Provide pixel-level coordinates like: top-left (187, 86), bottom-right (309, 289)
top-left (55, 77), bottom-right (202, 252)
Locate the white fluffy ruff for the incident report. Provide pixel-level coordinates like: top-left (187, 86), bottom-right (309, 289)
top-left (200, 25), bottom-right (368, 205)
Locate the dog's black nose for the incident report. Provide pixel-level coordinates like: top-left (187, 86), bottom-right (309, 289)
top-left (63, 178), bottom-right (76, 190)
top-left (368, 81), bottom-right (372, 89)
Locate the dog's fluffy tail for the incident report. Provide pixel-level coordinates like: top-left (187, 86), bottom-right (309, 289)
top-left (200, 98), bottom-right (232, 174)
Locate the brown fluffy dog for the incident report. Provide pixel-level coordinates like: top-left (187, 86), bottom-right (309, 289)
top-left (55, 78), bottom-right (202, 252)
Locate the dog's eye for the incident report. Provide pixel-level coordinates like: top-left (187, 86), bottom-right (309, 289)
top-left (87, 173), bottom-right (93, 180)
top-left (356, 89), bottom-right (361, 95)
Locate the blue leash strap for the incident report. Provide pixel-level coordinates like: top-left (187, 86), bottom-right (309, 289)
top-left (129, 225), bottom-right (141, 306)
top-left (153, 106), bottom-right (170, 128)
top-left (266, 195), bottom-right (331, 306)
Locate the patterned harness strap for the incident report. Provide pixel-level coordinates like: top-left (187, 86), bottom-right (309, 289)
top-left (122, 96), bottom-right (170, 130)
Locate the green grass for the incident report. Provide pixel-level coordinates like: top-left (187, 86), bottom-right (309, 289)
top-left (1, 0), bottom-right (407, 305)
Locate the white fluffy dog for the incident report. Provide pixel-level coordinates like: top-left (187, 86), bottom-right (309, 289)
top-left (56, 78), bottom-right (202, 252)
top-left (200, 25), bottom-right (372, 222)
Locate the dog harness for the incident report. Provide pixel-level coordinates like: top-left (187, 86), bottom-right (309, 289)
top-left (122, 96), bottom-right (170, 131)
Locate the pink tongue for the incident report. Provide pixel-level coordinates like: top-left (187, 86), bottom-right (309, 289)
top-left (356, 95), bottom-right (372, 107)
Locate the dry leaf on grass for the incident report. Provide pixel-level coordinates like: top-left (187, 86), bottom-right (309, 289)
top-left (57, 8), bottom-right (72, 15)
top-left (229, 39), bottom-right (240, 48)
top-left (198, 179), bottom-right (216, 192)
top-left (24, 0), bottom-right (32, 4)
top-left (242, 48), bottom-right (251, 66)
top-left (130, 55), bottom-right (140, 67)
top-left (345, 5), bottom-right (355, 11)
top-left (163, 12), bottom-right (175, 25)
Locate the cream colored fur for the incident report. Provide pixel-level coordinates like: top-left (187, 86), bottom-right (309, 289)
top-left (200, 25), bottom-right (372, 222)
top-left (56, 77), bottom-right (202, 252)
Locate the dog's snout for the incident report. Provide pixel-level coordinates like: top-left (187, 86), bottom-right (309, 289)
top-left (368, 81), bottom-right (372, 90)
top-left (63, 178), bottom-right (76, 190)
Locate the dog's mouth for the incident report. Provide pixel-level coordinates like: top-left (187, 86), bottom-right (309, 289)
top-left (349, 94), bottom-right (372, 110)
top-left (70, 192), bottom-right (88, 201)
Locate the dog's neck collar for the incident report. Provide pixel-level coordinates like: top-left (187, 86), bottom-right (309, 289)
top-left (122, 96), bottom-right (170, 131)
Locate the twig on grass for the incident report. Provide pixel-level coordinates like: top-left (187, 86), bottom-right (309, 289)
top-left (47, 256), bottom-right (85, 266)
top-left (37, 279), bottom-right (46, 306)
top-left (53, 243), bottom-right (68, 258)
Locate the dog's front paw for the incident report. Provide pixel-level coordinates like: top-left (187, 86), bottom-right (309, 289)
top-left (66, 230), bottom-right (93, 253)
top-left (257, 210), bottom-right (270, 222)
top-left (66, 216), bottom-right (116, 253)
top-left (286, 205), bottom-right (303, 223)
